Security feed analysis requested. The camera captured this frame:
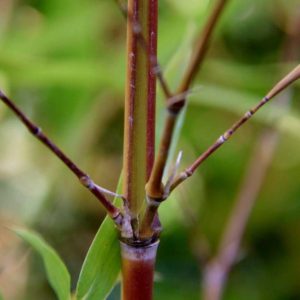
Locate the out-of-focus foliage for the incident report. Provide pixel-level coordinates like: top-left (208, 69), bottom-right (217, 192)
top-left (0, 0), bottom-right (300, 299)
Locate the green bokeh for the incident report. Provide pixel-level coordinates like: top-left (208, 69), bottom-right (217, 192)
top-left (0, 0), bottom-right (300, 299)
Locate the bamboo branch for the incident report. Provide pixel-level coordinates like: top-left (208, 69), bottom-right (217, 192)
top-left (0, 91), bottom-right (122, 224)
top-left (140, 0), bottom-right (229, 239)
top-left (147, 0), bottom-right (229, 196)
top-left (170, 65), bottom-right (300, 192)
top-left (202, 14), bottom-right (300, 299)
top-left (172, 0), bottom-right (229, 107)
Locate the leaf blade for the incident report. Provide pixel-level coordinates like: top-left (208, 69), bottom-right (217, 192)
top-left (76, 179), bottom-right (122, 300)
top-left (13, 227), bottom-right (71, 300)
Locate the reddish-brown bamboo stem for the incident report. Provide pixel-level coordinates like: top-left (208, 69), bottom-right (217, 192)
top-left (115, 0), bottom-right (172, 99)
top-left (146, 111), bottom-right (177, 199)
top-left (120, 240), bottom-right (159, 300)
top-left (121, 0), bottom-right (158, 298)
top-left (141, 0), bottom-right (229, 238)
top-left (151, 0), bottom-right (229, 194)
top-left (141, 110), bottom-right (177, 238)
top-left (123, 0), bottom-right (157, 220)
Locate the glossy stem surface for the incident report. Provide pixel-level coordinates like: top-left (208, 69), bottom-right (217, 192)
top-left (123, 0), bottom-right (157, 219)
top-left (120, 240), bottom-right (159, 300)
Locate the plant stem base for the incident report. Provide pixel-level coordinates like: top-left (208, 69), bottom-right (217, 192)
top-left (120, 239), bottom-right (159, 300)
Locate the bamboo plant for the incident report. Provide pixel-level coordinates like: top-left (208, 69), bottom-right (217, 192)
top-left (0, 0), bottom-right (300, 299)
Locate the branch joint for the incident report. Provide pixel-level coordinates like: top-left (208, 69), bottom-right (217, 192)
top-left (167, 98), bottom-right (186, 115)
top-left (146, 195), bottom-right (162, 208)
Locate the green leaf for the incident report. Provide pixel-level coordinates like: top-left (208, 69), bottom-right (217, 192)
top-left (0, 290), bottom-right (3, 300)
top-left (13, 227), bottom-right (71, 300)
top-left (76, 179), bottom-right (122, 300)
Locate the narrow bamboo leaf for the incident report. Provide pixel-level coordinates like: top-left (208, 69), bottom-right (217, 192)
top-left (13, 227), bottom-right (71, 300)
top-left (76, 179), bottom-right (122, 300)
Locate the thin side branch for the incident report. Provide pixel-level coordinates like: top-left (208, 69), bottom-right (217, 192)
top-left (0, 91), bottom-right (122, 223)
top-left (202, 14), bottom-right (300, 299)
top-left (140, 0), bottom-right (229, 238)
top-left (146, 0), bottom-right (229, 196)
top-left (170, 65), bottom-right (300, 192)
top-left (175, 0), bottom-right (229, 101)
top-left (140, 108), bottom-right (178, 238)
top-left (146, 110), bottom-right (177, 198)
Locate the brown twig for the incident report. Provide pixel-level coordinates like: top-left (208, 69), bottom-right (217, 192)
top-left (140, 0), bottom-right (229, 238)
top-left (176, 0), bottom-right (229, 97)
top-left (149, 0), bottom-right (229, 196)
top-left (170, 65), bottom-right (300, 192)
top-left (202, 13), bottom-right (300, 299)
top-left (0, 91), bottom-right (122, 223)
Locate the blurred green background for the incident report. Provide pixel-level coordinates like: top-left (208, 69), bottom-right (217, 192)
top-left (0, 0), bottom-right (300, 299)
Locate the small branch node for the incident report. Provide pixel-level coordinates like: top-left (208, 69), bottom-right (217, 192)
top-left (0, 91), bottom-right (121, 219)
top-left (217, 135), bottom-right (227, 144)
top-left (169, 65), bottom-right (300, 193)
top-left (80, 175), bottom-right (93, 189)
top-left (244, 111), bottom-right (253, 118)
top-left (146, 196), bottom-right (161, 208)
top-left (223, 131), bottom-right (231, 140)
top-left (32, 126), bottom-right (42, 137)
top-left (151, 64), bottom-right (161, 76)
top-left (80, 175), bottom-right (125, 200)
top-left (166, 87), bottom-right (200, 114)
top-left (185, 169), bottom-right (193, 177)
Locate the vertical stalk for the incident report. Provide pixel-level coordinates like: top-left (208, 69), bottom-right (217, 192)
top-left (120, 240), bottom-right (159, 300)
top-left (123, 0), bottom-right (157, 219)
top-left (122, 0), bottom-right (158, 299)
